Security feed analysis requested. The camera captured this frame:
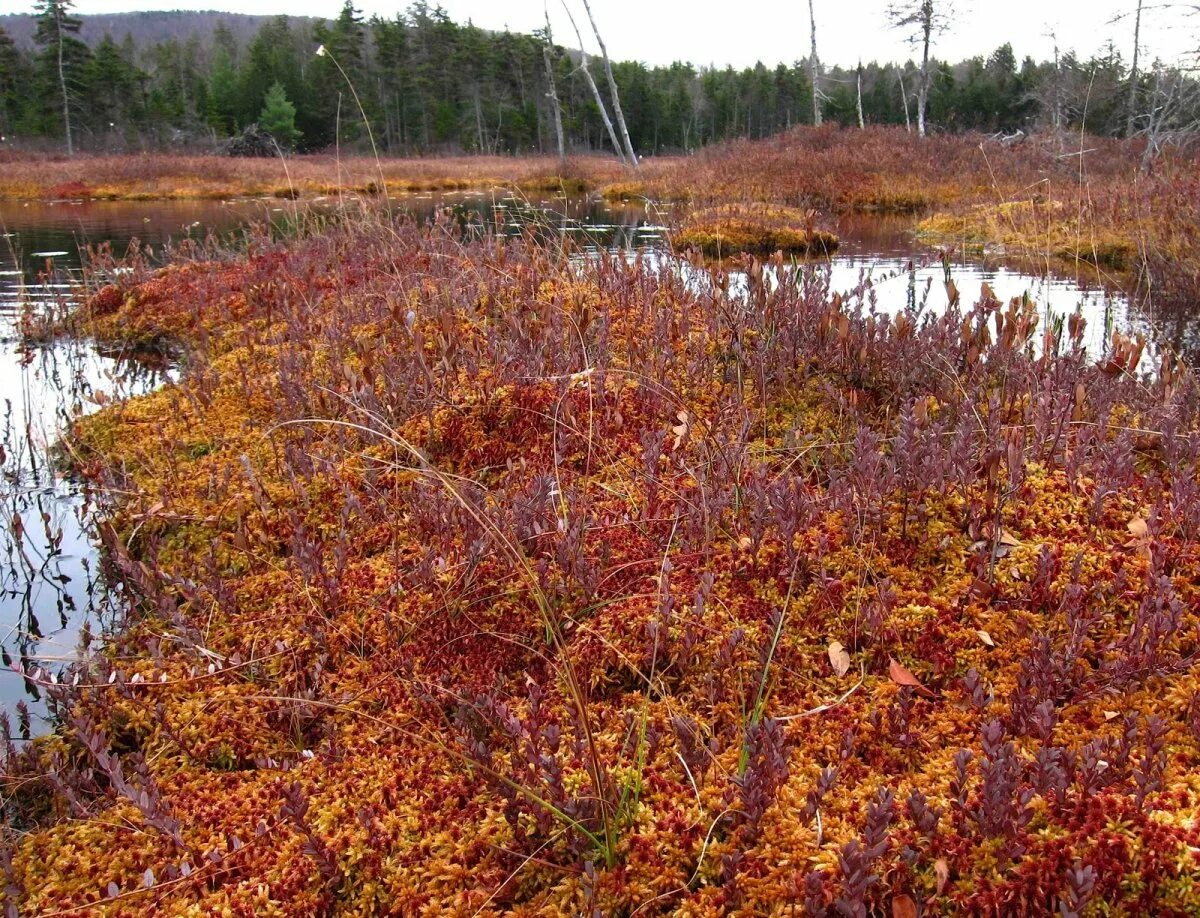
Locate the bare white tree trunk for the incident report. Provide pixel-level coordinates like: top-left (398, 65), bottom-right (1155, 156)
top-left (1051, 39), bottom-right (1063, 137)
top-left (542, 9), bottom-right (566, 162)
top-left (808, 0), bottom-right (822, 126)
top-left (899, 71), bottom-right (911, 132)
top-left (856, 62), bottom-right (865, 128)
top-left (917, 1), bottom-right (932, 137)
top-left (579, 0), bottom-right (638, 168)
top-left (56, 7), bottom-right (73, 156)
top-left (1126, 0), bottom-right (1143, 137)
top-left (889, 0), bottom-right (943, 137)
top-left (560, 1), bottom-right (626, 165)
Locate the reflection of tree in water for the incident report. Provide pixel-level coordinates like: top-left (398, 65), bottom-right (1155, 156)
top-left (434, 194), bottom-right (665, 254)
top-left (1149, 300), bottom-right (1200, 367)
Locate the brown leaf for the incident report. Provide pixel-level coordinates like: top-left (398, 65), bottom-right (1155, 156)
top-left (1124, 516), bottom-right (1151, 559)
top-left (945, 278), bottom-right (960, 307)
top-left (671, 410), bottom-right (689, 451)
top-left (889, 659), bottom-right (935, 698)
top-left (892, 894), bottom-right (918, 918)
top-left (934, 858), bottom-right (949, 895)
top-left (828, 640), bottom-right (851, 678)
top-left (976, 629), bottom-right (995, 648)
top-left (913, 396), bottom-right (929, 424)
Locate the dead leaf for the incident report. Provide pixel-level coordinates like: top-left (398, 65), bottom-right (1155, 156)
top-left (671, 410), bottom-right (689, 451)
top-left (1124, 516), bottom-right (1151, 559)
top-left (828, 641), bottom-right (851, 677)
top-left (889, 658), bottom-right (935, 698)
top-left (737, 535), bottom-right (752, 552)
top-left (1103, 710), bottom-right (1120, 721)
top-left (945, 278), bottom-right (960, 307)
top-left (934, 858), bottom-right (949, 895)
top-left (913, 397), bottom-right (929, 424)
top-left (970, 529), bottom-right (1021, 560)
top-left (976, 630), bottom-right (995, 648)
top-left (892, 894), bottom-right (918, 918)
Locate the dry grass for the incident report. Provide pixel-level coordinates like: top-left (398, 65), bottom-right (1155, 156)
top-left (0, 150), bottom-right (636, 201)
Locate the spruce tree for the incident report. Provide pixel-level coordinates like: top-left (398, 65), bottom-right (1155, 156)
top-left (258, 80), bottom-right (300, 149)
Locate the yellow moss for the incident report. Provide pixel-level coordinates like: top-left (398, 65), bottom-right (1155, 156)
top-left (674, 203), bottom-right (840, 257)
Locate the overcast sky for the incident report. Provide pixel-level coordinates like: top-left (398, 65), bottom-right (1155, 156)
top-left (69, 1), bottom-right (1199, 69)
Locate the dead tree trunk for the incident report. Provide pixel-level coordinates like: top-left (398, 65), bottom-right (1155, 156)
top-left (542, 10), bottom-right (566, 162)
top-left (899, 71), bottom-right (912, 132)
top-left (1126, 0), bottom-right (1143, 137)
top-left (889, 0), bottom-right (941, 137)
top-left (917, 3), bottom-right (932, 137)
top-left (55, 8), bottom-right (73, 156)
top-left (808, 0), bottom-right (822, 126)
top-left (579, 0), bottom-right (638, 168)
top-left (560, 1), bottom-right (626, 165)
top-left (856, 62), bottom-right (865, 128)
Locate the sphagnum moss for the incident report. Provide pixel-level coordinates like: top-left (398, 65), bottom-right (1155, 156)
top-left (6, 206), bottom-right (1200, 916)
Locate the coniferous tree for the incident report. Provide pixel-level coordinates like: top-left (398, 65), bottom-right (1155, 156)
top-left (1, 2), bottom-right (1197, 151)
top-left (207, 25), bottom-right (241, 135)
top-left (258, 80), bottom-right (301, 149)
top-left (0, 27), bottom-right (24, 139)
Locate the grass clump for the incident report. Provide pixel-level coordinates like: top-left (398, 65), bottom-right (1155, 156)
top-left (919, 200), bottom-right (1140, 271)
top-left (674, 203), bottom-right (839, 256)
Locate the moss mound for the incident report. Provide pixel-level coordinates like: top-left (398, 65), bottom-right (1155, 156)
top-left (674, 203), bottom-right (840, 256)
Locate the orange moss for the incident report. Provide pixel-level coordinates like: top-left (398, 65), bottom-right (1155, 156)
top-left (8, 151), bottom-right (1200, 914)
top-left (674, 203), bottom-right (840, 256)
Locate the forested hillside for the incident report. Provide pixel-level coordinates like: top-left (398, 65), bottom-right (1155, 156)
top-left (0, 10), bottom-right (316, 51)
top-left (0, 0), bottom-right (1192, 154)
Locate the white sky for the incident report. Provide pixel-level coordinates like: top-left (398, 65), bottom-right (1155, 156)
top-left (68, 1), bottom-right (1200, 69)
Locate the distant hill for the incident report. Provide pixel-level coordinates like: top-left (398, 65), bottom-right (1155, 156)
top-left (0, 10), bottom-right (327, 51)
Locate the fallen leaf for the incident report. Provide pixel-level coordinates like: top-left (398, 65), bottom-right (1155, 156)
top-left (1103, 710), bottom-right (1120, 721)
top-left (892, 894), bottom-right (918, 918)
top-left (970, 530), bottom-right (1020, 559)
top-left (1124, 515), bottom-right (1152, 559)
top-left (737, 535), bottom-right (752, 552)
top-left (889, 658), bottom-right (935, 698)
top-left (828, 641), bottom-right (851, 677)
top-left (976, 629), bottom-right (995, 647)
top-left (934, 858), bottom-right (949, 895)
top-left (671, 410), bottom-right (689, 450)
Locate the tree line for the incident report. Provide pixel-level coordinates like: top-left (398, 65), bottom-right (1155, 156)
top-left (0, 0), bottom-right (1195, 156)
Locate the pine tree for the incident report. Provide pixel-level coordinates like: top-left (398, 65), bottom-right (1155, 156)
top-left (258, 80), bottom-right (300, 149)
top-left (207, 25), bottom-right (241, 135)
top-left (0, 27), bottom-right (24, 139)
